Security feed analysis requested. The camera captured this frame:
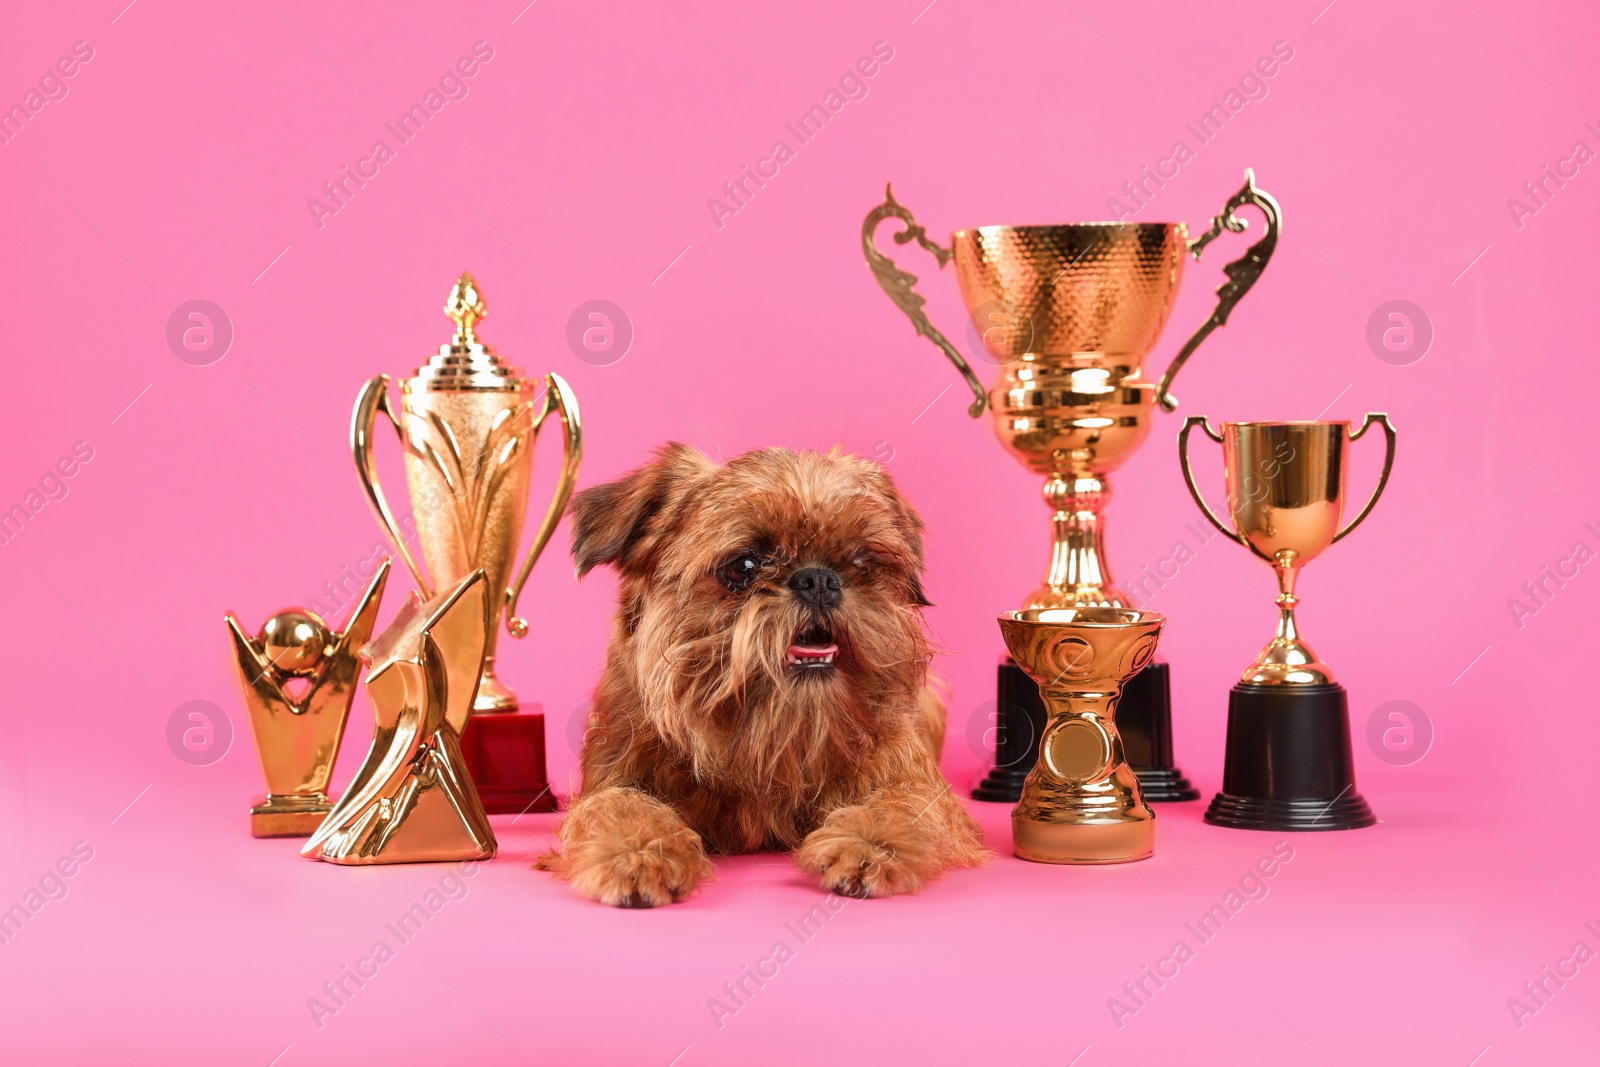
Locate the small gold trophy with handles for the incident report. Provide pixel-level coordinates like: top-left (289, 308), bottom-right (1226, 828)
top-left (863, 172), bottom-right (1281, 805)
top-left (1177, 415), bottom-right (1396, 830)
top-left (352, 273), bottom-right (580, 813)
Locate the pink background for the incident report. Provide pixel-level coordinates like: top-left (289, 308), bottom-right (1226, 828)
top-left (3, 0), bottom-right (1598, 1062)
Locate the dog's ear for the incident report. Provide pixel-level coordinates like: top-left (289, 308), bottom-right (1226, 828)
top-left (571, 442), bottom-right (713, 577)
top-left (853, 457), bottom-right (934, 607)
top-left (906, 568), bottom-right (934, 609)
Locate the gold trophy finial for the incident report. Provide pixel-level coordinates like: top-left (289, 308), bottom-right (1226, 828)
top-left (445, 272), bottom-right (486, 344)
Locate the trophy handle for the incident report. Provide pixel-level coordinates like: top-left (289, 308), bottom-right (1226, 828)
top-left (1155, 169), bottom-right (1283, 413)
top-left (352, 375), bottom-right (432, 595)
top-left (1177, 416), bottom-right (1243, 544)
top-left (1333, 412), bottom-right (1397, 543)
top-left (862, 184), bottom-right (987, 417)
top-left (504, 372), bottom-right (583, 639)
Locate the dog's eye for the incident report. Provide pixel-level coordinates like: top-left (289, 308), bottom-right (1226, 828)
top-left (717, 554), bottom-right (764, 591)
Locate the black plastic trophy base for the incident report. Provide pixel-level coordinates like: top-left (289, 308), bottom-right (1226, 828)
top-left (1134, 767), bottom-right (1202, 804)
top-left (1119, 663), bottom-right (1200, 802)
top-left (1205, 682), bottom-right (1375, 832)
top-left (970, 660), bottom-right (1037, 802)
top-left (972, 658), bottom-right (1198, 803)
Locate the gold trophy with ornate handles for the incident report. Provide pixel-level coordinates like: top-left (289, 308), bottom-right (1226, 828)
top-left (1177, 415), bottom-right (1396, 831)
top-left (863, 170), bottom-right (1280, 804)
top-left (352, 272), bottom-right (580, 814)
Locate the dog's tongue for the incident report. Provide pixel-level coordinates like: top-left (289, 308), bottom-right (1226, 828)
top-left (787, 642), bottom-right (839, 659)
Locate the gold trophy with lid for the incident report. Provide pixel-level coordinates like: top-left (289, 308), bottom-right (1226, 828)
top-left (352, 273), bottom-right (580, 813)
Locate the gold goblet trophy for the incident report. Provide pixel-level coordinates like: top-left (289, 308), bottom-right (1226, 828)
top-left (352, 273), bottom-right (580, 813)
top-left (1177, 415), bottom-right (1396, 830)
top-left (863, 171), bottom-right (1281, 804)
top-left (998, 607), bottom-right (1164, 863)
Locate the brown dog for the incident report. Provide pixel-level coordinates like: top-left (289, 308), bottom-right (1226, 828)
top-left (537, 444), bottom-right (986, 906)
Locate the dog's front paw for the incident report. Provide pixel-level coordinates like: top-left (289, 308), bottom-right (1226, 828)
top-left (795, 806), bottom-right (934, 898)
top-left (580, 840), bottom-right (706, 908)
top-left (538, 787), bottom-right (714, 908)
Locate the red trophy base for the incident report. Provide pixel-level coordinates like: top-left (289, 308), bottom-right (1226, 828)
top-left (459, 707), bottom-right (559, 815)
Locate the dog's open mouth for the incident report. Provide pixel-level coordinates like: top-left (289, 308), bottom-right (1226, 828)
top-left (786, 624), bottom-right (838, 671)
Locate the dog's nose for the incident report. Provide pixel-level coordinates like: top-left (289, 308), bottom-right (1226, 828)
top-left (787, 567), bottom-right (841, 609)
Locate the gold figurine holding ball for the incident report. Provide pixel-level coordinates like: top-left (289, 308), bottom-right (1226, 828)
top-left (225, 560), bottom-right (390, 837)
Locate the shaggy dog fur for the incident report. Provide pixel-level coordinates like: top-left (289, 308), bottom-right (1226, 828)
top-left (537, 444), bottom-right (986, 906)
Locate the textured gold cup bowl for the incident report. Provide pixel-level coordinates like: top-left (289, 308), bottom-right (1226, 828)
top-left (954, 223), bottom-right (1185, 480)
top-left (863, 173), bottom-right (1281, 611)
top-left (951, 223), bottom-right (1188, 364)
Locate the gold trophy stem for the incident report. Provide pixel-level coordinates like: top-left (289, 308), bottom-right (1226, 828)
top-left (474, 653), bottom-right (516, 713)
top-left (1033, 473), bottom-right (1130, 609)
top-left (1272, 549), bottom-right (1307, 664)
top-left (1241, 542), bottom-right (1331, 685)
top-left (1258, 547), bottom-right (1323, 685)
top-left (1272, 605), bottom-right (1302, 654)
top-left (1014, 684), bottom-right (1153, 862)
top-left (1273, 548), bottom-right (1298, 596)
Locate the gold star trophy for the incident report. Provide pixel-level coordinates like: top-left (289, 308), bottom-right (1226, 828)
top-left (303, 570), bottom-right (497, 864)
top-left (353, 273), bottom-right (580, 813)
top-left (225, 560), bottom-right (389, 837)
